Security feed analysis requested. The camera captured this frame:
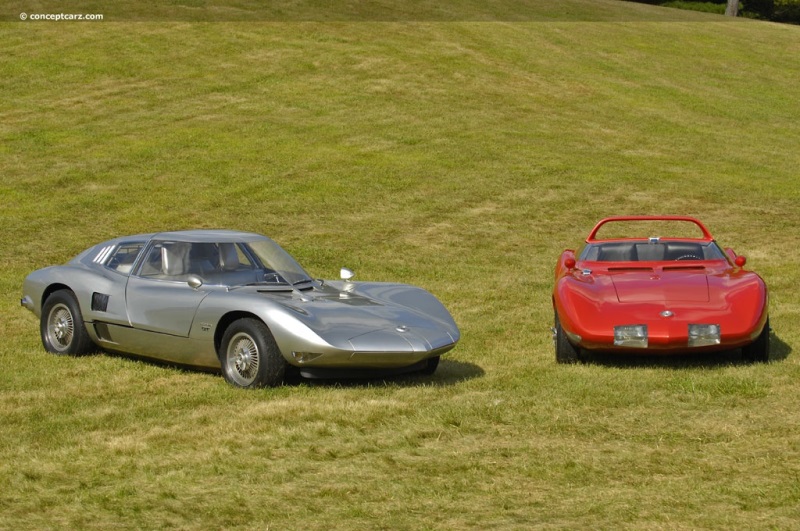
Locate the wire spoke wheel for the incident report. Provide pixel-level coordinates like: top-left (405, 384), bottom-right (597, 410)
top-left (219, 318), bottom-right (285, 388)
top-left (40, 290), bottom-right (92, 356)
top-left (225, 332), bottom-right (261, 386)
top-left (46, 303), bottom-right (75, 352)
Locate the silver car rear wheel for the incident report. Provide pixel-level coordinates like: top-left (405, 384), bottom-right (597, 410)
top-left (47, 303), bottom-right (74, 352)
top-left (40, 290), bottom-right (92, 355)
top-left (220, 318), bottom-right (285, 388)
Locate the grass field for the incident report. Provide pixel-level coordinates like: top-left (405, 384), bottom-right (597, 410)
top-left (2, 0), bottom-right (800, 528)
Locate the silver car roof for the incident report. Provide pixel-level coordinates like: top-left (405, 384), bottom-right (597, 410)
top-left (150, 230), bottom-right (268, 243)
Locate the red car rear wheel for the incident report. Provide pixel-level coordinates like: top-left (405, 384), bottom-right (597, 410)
top-left (554, 314), bottom-right (580, 364)
top-left (742, 317), bottom-right (770, 363)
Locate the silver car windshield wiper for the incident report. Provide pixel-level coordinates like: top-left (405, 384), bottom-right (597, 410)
top-left (240, 277), bottom-right (312, 290)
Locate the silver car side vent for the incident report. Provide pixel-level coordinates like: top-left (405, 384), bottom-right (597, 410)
top-left (94, 322), bottom-right (113, 343)
top-left (91, 292), bottom-right (109, 312)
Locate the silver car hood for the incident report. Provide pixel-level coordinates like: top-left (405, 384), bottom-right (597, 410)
top-left (236, 282), bottom-right (459, 352)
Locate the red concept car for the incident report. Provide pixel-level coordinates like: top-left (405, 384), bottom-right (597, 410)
top-left (552, 216), bottom-right (769, 363)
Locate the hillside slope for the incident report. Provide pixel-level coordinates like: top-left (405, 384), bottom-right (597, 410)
top-left (2, 0), bottom-right (799, 528)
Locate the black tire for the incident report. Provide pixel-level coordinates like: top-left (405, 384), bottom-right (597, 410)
top-left (554, 313), bottom-right (580, 364)
top-left (40, 289), bottom-right (93, 355)
top-left (742, 317), bottom-right (770, 363)
top-left (420, 356), bottom-right (440, 375)
top-left (219, 318), bottom-right (285, 388)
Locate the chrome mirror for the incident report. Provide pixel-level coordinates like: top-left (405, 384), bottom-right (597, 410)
top-left (187, 275), bottom-right (203, 290)
top-left (340, 267), bottom-right (355, 281)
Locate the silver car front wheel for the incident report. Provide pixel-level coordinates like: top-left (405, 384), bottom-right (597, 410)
top-left (226, 332), bottom-right (261, 386)
top-left (220, 318), bottom-right (285, 388)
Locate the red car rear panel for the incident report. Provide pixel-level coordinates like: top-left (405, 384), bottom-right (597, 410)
top-left (552, 217), bottom-right (768, 355)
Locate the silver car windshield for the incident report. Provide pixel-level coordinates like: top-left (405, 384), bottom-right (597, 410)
top-left (245, 239), bottom-right (313, 286)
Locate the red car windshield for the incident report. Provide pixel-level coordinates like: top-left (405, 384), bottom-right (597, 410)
top-left (579, 240), bottom-right (727, 262)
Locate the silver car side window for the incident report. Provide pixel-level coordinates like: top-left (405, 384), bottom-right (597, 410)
top-left (105, 242), bottom-right (145, 274)
top-left (137, 241), bottom-right (190, 280)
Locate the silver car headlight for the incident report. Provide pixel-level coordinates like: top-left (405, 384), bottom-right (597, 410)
top-left (688, 324), bottom-right (720, 347)
top-left (614, 325), bottom-right (648, 347)
top-left (292, 352), bottom-right (323, 364)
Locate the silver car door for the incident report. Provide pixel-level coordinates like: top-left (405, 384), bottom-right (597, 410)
top-left (125, 241), bottom-right (209, 336)
top-left (93, 241), bottom-right (147, 326)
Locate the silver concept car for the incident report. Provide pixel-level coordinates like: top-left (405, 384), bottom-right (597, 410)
top-left (21, 230), bottom-right (460, 387)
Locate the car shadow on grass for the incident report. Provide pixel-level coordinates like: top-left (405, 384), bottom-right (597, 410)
top-left (99, 349), bottom-right (484, 388)
top-left (579, 331), bottom-right (791, 369)
top-left (288, 359), bottom-right (485, 388)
